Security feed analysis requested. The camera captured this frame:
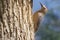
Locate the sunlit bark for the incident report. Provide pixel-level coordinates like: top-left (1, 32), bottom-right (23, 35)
top-left (0, 0), bottom-right (34, 40)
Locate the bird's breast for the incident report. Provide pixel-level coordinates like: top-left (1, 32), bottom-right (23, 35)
top-left (38, 12), bottom-right (44, 19)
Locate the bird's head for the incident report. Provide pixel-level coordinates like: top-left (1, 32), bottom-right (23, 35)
top-left (39, 2), bottom-right (48, 13)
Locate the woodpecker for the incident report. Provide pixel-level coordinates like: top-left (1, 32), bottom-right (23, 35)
top-left (33, 2), bottom-right (48, 32)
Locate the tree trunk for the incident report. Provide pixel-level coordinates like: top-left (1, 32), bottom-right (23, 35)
top-left (0, 0), bottom-right (34, 40)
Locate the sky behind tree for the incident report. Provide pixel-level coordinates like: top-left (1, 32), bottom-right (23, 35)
top-left (33, 0), bottom-right (60, 16)
top-left (33, 0), bottom-right (60, 40)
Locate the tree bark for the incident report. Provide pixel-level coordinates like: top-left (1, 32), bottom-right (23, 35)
top-left (0, 0), bottom-right (34, 40)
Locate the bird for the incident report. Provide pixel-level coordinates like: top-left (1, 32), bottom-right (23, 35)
top-left (32, 2), bottom-right (48, 32)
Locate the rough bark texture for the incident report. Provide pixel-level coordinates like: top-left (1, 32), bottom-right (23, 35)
top-left (0, 0), bottom-right (34, 40)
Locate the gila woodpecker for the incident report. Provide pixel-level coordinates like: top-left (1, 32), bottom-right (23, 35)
top-left (33, 2), bottom-right (48, 32)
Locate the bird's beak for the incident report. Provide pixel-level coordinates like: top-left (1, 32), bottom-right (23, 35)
top-left (39, 2), bottom-right (47, 9)
top-left (39, 2), bottom-right (43, 7)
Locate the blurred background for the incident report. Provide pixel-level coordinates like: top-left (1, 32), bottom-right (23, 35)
top-left (32, 0), bottom-right (60, 40)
